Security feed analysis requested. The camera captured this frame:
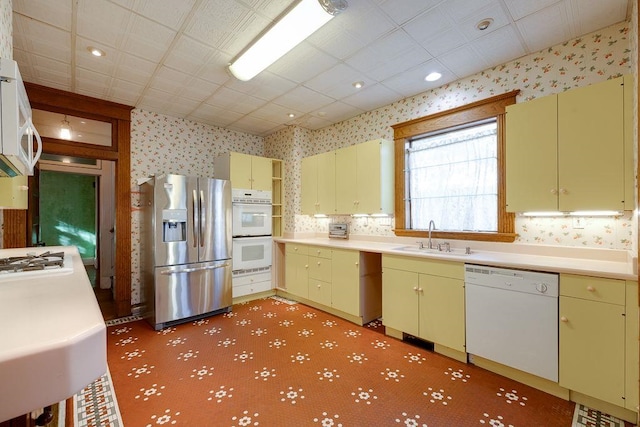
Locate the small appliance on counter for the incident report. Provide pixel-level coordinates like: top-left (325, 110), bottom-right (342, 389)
top-left (329, 223), bottom-right (349, 239)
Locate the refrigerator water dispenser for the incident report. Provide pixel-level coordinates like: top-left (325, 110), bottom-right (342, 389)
top-left (162, 209), bottom-right (187, 242)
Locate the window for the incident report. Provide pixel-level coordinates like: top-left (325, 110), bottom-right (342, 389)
top-left (406, 120), bottom-right (498, 232)
top-left (392, 91), bottom-right (519, 242)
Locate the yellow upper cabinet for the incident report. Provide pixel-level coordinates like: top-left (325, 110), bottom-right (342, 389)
top-left (506, 76), bottom-right (631, 212)
top-left (214, 152), bottom-right (272, 191)
top-left (335, 139), bottom-right (394, 215)
top-left (301, 151), bottom-right (336, 215)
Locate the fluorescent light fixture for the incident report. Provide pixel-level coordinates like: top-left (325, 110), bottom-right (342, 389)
top-left (313, 214), bottom-right (328, 218)
top-left (228, 0), bottom-right (347, 81)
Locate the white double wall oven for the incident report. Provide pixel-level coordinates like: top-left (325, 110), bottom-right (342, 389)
top-left (231, 189), bottom-right (273, 297)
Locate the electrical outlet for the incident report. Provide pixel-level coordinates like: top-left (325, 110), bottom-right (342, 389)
top-left (572, 218), bottom-right (585, 229)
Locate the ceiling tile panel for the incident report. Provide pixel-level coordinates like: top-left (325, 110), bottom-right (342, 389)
top-left (163, 36), bottom-right (215, 77)
top-left (377, 0), bottom-right (443, 25)
top-left (197, 51), bottom-right (234, 86)
top-left (382, 60), bottom-right (456, 97)
top-left (134, 0), bottom-right (197, 30)
top-left (121, 15), bottom-right (177, 63)
top-left (162, 97), bottom-right (202, 118)
top-left (13, 15), bottom-right (72, 63)
top-left (341, 83), bottom-right (402, 112)
top-left (514, 3), bottom-right (571, 52)
top-left (272, 86), bottom-right (335, 113)
top-left (438, 45), bottom-right (488, 78)
top-left (180, 78), bottom-right (221, 102)
top-left (12, 0), bottom-right (73, 31)
top-left (336, 0), bottom-right (396, 44)
top-left (267, 43), bottom-right (339, 84)
top-left (365, 45), bottom-right (432, 81)
top-left (569, 0), bottom-right (628, 36)
top-left (114, 53), bottom-right (158, 85)
top-left (188, 103), bottom-right (244, 127)
top-left (148, 66), bottom-right (193, 95)
top-left (502, 0), bottom-right (562, 20)
top-left (297, 115), bottom-right (333, 130)
top-left (304, 63), bottom-right (367, 99)
top-left (226, 71), bottom-right (297, 101)
top-left (76, 0), bottom-right (131, 48)
top-left (456, 3), bottom-right (512, 42)
top-left (402, 5), bottom-right (455, 44)
top-left (218, 13), bottom-right (271, 56)
top-left (307, 18), bottom-right (369, 60)
top-left (184, 0), bottom-right (250, 48)
top-left (470, 25), bottom-right (527, 68)
top-left (109, 79), bottom-right (144, 104)
top-left (75, 67), bottom-right (112, 96)
top-left (226, 115), bottom-right (282, 136)
top-left (29, 54), bottom-right (72, 89)
top-left (442, 0), bottom-right (499, 24)
top-left (251, 102), bottom-right (303, 122)
top-left (310, 101), bottom-right (365, 123)
top-left (206, 87), bottom-right (268, 114)
top-left (421, 28), bottom-right (468, 57)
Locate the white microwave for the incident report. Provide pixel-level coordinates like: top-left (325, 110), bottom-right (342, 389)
top-left (0, 58), bottom-right (42, 177)
top-left (232, 236), bottom-right (272, 271)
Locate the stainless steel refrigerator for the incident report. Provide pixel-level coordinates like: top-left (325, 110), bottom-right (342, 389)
top-left (140, 174), bottom-right (232, 330)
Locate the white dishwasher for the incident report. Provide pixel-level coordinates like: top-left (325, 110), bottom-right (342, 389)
top-left (465, 264), bottom-right (559, 382)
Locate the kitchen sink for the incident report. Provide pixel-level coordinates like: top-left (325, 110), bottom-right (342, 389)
top-left (393, 245), bottom-right (471, 256)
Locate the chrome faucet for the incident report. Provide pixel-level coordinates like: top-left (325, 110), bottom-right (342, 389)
top-left (428, 220), bottom-right (436, 249)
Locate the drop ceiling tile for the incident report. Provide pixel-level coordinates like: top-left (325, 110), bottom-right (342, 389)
top-left (184, 0), bottom-right (250, 48)
top-left (75, 67), bottom-right (111, 96)
top-left (115, 53), bottom-right (157, 85)
top-left (227, 115), bottom-right (281, 136)
top-left (109, 79), bottom-right (144, 105)
top-left (377, 0), bottom-right (443, 25)
top-left (138, 87), bottom-right (174, 109)
top-left (12, 15), bottom-right (72, 63)
top-left (197, 51), bottom-right (234, 86)
top-left (366, 45), bottom-right (432, 81)
top-left (180, 78), bottom-right (221, 102)
top-left (188, 103), bottom-right (244, 127)
top-left (421, 27), bottom-right (468, 57)
top-left (13, 0), bottom-right (73, 31)
top-left (297, 115), bottom-right (334, 130)
top-left (346, 29), bottom-right (425, 73)
top-left (76, 0), bottom-right (131, 48)
top-left (207, 87), bottom-right (268, 114)
top-left (470, 25), bottom-right (527, 68)
top-left (514, 3), bottom-right (571, 52)
top-left (163, 35), bottom-right (215, 76)
top-left (337, 0), bottom-right (396, 44)
top-left (310, 101), bottom-right (365, 123)
top-left (121, 14), bottom-right (177, 63)
top-left (441, 0), bottom-right (499, 24)
top-left (134, 0), bottom-right (197, 30)
top-left (382, 60), bottom-right (456, 97)
top-left (304, 63), bottom-right (368, 100)
top-left (251, 102), bottom-right (303, 122)
top-left (148, 67), bottom-right (193, 95)
top-left (267, 43), bottom-right (339, 84)
top-left (438, 44), bottom-right (488, 78)
top-left (402, 5), bottom-right (455, 44)
top-left (272, 86), bottom-right (334, 113)
top-left (502, 0), bottom-right (562, 20)
top-left (569, 0), bottom-right (628, 35)
top-left (26, 54), bottom-right (72, 89)
top-left (218, 13), bottom-right (271, 56)
top-left (75, 37), bottom-right (116, 75)
top-left (226, 71), bottom-right (297, 101)
top-left (307, 18), bottom-right (368, 60)
top-left (163, 97), bottom-right (202, 118)
top-left (250, 0), bottom-right (295, 19)
top-left (341, 83), bottom-right (402, 112)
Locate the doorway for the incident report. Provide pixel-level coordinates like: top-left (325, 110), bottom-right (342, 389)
top-left (39, 155), bottom-right (117, 320)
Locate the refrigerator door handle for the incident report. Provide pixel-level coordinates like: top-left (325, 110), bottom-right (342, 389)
top-left (199, 190), bottom-right (205, 247)
top-left (159, 262), bottom-right (230, 275)
top-left (192, 189), bottom-right (198, 247)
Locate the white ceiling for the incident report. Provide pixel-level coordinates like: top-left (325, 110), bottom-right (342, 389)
top-left (12, 0), bottom-right (631, 137)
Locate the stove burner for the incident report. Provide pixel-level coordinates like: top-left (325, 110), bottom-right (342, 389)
top-left (0, 251), bottom-right (65, 273)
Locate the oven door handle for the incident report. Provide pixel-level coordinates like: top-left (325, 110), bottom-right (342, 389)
top-left (160, 262), bottom-right (230, 275)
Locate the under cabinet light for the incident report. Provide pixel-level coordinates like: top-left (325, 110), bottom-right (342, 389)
top-left (228, 0), bottom-right (347, 81)
top-left (569, 211), bottom-right (622, 217)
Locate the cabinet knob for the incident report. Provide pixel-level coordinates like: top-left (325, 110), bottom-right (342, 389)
top-left (586, 286), bottom-right (595, 292)
top-left (560, 316), bottom-right (568, 323)
top-left (559, 188), bottom-right (568, 195)
top-left (550, 189), bottom-right (558, 195)
top-left (305, 264), bottom-right (309, 268)
top-left (317, 284), bottom-right (321, 288)
top-left (418, 288), bottom-right (423, 293)
top-left (355, 262), bottom-right (358, 266)
top-left (317, 261), bottom-right (321, 265)
top-left (413, 286), bottom-right (418, 292)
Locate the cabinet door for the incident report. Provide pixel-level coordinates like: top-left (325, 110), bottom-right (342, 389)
top-left (331, 249), bottom-right (360, 316)
top-left (316, 151), bottom-right (336, 214)
top-left (285, 253), bottom-right (308, 299)
top-left (382, 268), bottom-right (419, 336)
top-left (229, 152), bottom-right (253, 189)
top-left (626, 281), bottom-right (639, 411)
top-left (356, 140), bottom-right (382, 214)
top-left (308, 279), bottom-right (332, 306)
top-left (251, 156), bottom-right (273, 191)
top-left (558, 77), bottom-right (624, 211)
top-left (301, 156), bottom-right (318, 215)
top-left (419, 275), bottom-right (465, 352)
top-left (505, 95), bottom-right (558, 212)
top-left (559, 296), bottom-right (625, 407)
top-left (335, 145), bottom-right (357, 213)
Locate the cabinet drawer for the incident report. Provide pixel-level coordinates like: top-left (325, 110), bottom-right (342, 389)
top-left (286, 244), bottom-right (308, 255)
top-left (308, 245), bottom-right (332, 259)
top-left (232, 273), bottom-right (272, 298)
top-left (309, 257), bottom-right (332, 281)
top-left (560, 274), bottom-right (625, 305)
top-left (382, 254), bottom-right (463, 279)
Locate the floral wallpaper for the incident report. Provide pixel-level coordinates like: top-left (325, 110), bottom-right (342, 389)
top-left (129, 109), bottom-right (265, 304)
top-left (265, 20), bottom-right (635, 251)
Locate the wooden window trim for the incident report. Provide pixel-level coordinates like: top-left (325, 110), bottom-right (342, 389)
top-left (391, 91), bottom-right (519, 243)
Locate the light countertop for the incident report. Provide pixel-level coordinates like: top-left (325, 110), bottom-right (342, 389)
top-left (0, 246), bottom-right (106, 422)
top-left (275, 236), bottom-right (637, 281)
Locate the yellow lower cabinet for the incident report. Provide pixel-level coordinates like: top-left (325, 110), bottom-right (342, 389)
top-left (382, 268), bottom-right (420, 336)
top-left (559, 295), bottom-right (625, 407)
top-left (419, 274), bottom-right (465, 353)
top-left (308, 278), bottom-right (332, 306)
top-left (284, 245), bottom-right (309, 299)
top-left (331, 249), bottom-right (360, 316)
top-left (626, 281), bottom-right (639, 411)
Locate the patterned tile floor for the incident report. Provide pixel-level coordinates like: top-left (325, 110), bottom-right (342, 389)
top-left (74, 297), bottom-right (633, 427)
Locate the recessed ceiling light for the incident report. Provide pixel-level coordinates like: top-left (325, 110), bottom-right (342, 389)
top-left (476, 18), bottom-right (493, 31)
top-left (352, 81), bottom-right (364, 89)
top-left (425, 72), bottom-right (442, 82)
top-left (288, 113), bottom-right (295, 118)
top-left (87, 46), bottom-right (106, 57)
